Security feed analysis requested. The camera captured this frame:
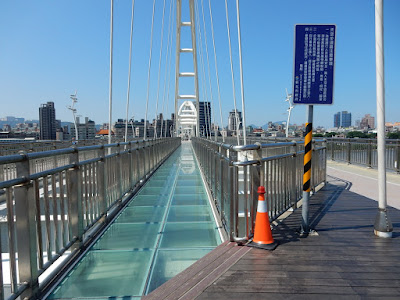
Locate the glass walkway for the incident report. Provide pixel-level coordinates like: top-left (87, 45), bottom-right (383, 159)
top-left (47, 142), bottom-right (222, 299)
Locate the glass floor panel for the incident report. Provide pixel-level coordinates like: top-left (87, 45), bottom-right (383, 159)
top-left (174, 186), bottom-right (207, 194)
top-left (48, 142), bottom-right (222, 299)
top-left (116, 206), bottom-right (165, 223)
top-left (171, 193), bottom-right (208, 205)
top-left (160, 222), bottom-right (219, 248)
top-left (129, 194), bottom-right (168, 206)
top-left (49, 250), bottom-right (154, 299)
top-left (167, 205), bottom-right (212, 222)
top-left (92, 223), bottom-right (161, 250)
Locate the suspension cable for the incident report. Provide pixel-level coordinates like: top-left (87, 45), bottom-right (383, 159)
top-left (200, 0), bottom-right (218, 141)
top-left (124, 0), bottom-right (135, 142)
top-left (144, 0), bottom-right (157, 140)
top-left (236, 0), bottom-right (247, 145)
top-left (195, 1), bottom-right (210, 139)
top-left (153, 0), bottom-right (167, 138)
top-left (208, 0), bottom-right (225, 142)
top-left (160, 0), bottom-right (174, 138)
top-left (108, 0), bottom-right (114, 146)
top-left (164, 0), bottom-right (175, 137)
top-left (224, 0), bottom-right (240, 145)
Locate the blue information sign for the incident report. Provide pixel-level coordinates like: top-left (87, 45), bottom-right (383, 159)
top-left (293, 24), bottom-right (336, 105)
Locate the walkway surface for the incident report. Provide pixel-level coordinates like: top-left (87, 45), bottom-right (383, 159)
top-left (147, 161), bottom-right (400, 299)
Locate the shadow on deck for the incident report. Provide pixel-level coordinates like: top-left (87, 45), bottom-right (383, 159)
top-left (147, 175), bottom-right (400, 299)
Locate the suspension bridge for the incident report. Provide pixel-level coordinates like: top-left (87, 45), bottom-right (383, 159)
top-left (0, 0), bottom-right (399, 299)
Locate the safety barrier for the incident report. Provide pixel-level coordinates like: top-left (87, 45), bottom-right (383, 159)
top-left (191, 137), bottom-right (326, 242)
top-left (326, 138), bottom-right (400, 172)
top-left (0, 137), bottom-right (180, 300)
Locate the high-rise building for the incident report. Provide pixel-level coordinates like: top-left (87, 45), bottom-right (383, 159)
top-left (334, 112), bottom-right (341, 128)
top-left (341, 111), bottom-right (352, 127)
top-left (198, 102), bottom-right (211, 137)
top-left (39, 101), bottom-right (56, 140)
top-left (71, 117), bottom-right (96, 140)
top-left (360, 114), bottom-right (375, 129)
top-left (228, 109), bottom-right (242, 131)
top-left (333, 111), bottom-right (351, 128)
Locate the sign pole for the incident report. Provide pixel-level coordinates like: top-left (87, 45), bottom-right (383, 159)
top-left (301, 104), bottom-right (313, 235)
top-left (374, 0), bottom-right (392, 238)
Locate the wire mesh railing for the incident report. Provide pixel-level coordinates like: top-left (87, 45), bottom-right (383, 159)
top-left (0, 137), bottom-right (180, 300)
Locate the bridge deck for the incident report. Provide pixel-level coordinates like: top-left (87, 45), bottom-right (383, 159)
top-left (147, 162), bottom-right (400, 299)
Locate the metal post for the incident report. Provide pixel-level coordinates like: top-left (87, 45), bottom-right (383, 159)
top-left (367, 139), bottom-right (373, 168)
top-left (346, 138), bottom-right (351, 164)
top-left (98, 146), bottom-right (107, 217)
top-left (67, 147), bottom-right (84, 247)
top-left (396, 141), bottom-right (400, 174)
top-left (374, 0), bottom-right (392, 238)
top-left (290, 141), bottom-right (298, 208)
top-left (15, 154), bottom-right (39, 299)
top-left (301, 105), bottom-right (313, 235)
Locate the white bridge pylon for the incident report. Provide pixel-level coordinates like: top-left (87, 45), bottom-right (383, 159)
top-left (177, 100), bottom-right (197, 137)
top-left (174, 0), bottom-right (200, 138)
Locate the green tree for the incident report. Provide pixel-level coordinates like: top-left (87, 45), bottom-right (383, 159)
top-left (324, 132), bottom-right (337, 137)
top-left (387, 132), bottom-right (400, 139)
top-left (346, 131), bottom-right (369, 138)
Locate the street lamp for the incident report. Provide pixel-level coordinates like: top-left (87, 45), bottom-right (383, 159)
top-left (285, 88), bottom-right (294, 138)
top-left (68, 91), bottom-right (79, 142)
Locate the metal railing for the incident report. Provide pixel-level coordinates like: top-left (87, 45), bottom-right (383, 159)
top-left (326, 138), bottom-right (400, 172)
top-left (0, 137), bottom-right (180, 300)
top-left (192, 137), bottom-right (326, 242)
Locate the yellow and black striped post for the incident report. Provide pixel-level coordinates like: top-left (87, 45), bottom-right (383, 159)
top-left (303, 123), bottom-right (313, 192)
top-left (301, 105), bottom-right (313, 235)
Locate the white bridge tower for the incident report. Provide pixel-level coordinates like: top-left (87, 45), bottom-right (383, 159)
top-left (174, 0), bottom-right (200, 138)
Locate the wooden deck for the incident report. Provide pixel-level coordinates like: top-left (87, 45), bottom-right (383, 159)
top-left (147, 165), bottom-right (400, 299)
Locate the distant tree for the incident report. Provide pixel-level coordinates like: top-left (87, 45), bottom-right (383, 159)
top-left (387, 132), bottom-right (400, 139)
top-left (346, 131), bottom-right (369, 138)
top-left (313, 133), bottom-right (324, 137)
top-left (367, 133), bottom-right (377, 139)
top-left (324, 132), bottom-right (337, 137)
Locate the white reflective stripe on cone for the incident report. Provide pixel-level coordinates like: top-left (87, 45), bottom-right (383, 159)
top-left (257, 200), bottom-right (268, 213)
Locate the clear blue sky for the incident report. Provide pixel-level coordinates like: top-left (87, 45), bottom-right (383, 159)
top-left (1, 0), bottom-right (399, 129)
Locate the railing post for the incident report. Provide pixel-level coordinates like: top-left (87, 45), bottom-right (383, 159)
top-left (290, 141), bottom-right (298, 208)
top-left (228, 146), bottom-right (238, 241)
top-left (98, 145), bottom-right (108, 218)
top-left (14, 153), bottom-right (39, 299)
top-left (396, 140), bottom-right (400, 174)
top-left (117, 143), bottom-right (123, 198)
top-left (347, 138), bottom-right (351, 164)
top-left (367, 139), bottom-right (373, 168)
top-left (67, 146), bottom-right (84, 249)
top-left (330, 139), bottom-right (335, 161)
top-left (251, 143), bottom-right (262, 231)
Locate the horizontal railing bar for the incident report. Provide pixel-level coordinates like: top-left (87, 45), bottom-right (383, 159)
top-left (261, 152), bottom-right (295, 162)
top-left (30, 164), bottom-right (75, 181)
top-left (0, 177), bottom-right (27, 189)
top-left (0, 153), bottom-right (26, 164)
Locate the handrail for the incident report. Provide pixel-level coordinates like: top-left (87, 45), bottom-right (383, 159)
top-left (0, 137), bottom-right (181, 300)
top-left (191, 137), bottom-right (327, 244)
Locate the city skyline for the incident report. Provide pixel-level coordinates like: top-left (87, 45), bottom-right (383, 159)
top-left (1, 1), bottom-right (399, 129)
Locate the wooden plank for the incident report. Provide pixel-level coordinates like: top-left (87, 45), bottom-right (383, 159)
top-left (195, 176), bottom-right (400, 299)
top-left (143, 241), bottom-right (234, 300)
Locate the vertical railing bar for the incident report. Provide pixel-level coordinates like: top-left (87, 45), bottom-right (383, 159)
top-left (51, 173), bottom-right (60, 253)
top-left (58, 171), bottom-right (67, 246)
top-left (43, 176), bottom-right (52, 262)
top-left (6, 187), bottom-right (18, 293)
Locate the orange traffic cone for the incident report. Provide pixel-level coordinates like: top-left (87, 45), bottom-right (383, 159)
top-left (248, 186), bottom-right (278, 250)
